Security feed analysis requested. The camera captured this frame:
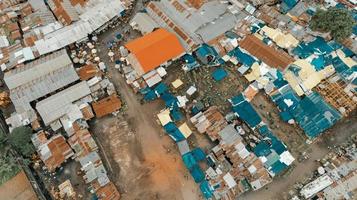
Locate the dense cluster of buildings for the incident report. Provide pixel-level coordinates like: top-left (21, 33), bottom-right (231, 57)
top-left (1, 0), bottom-right (130, 199)
top-left (0, 0), bottom-right (356, 199)
top-left (115, 0), bottom-right (357, 198)
top-left (299, 141), bottom-right (357, 199)
top-left (123, 0), bottom-right (356, 139)
top-left (0, 0), bottom-right (131, 71)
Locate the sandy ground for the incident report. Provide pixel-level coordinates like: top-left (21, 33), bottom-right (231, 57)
top-left (90, 62), bottom-right (201, 199)
top-left (88, 3), bottom-right (357, 199)
top-left (0, 170), bottom-right (37, 200)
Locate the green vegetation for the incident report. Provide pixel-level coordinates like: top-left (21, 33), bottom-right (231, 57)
top-left (310, 8), bottom-right (356, 42)
top-left (0, 127), bottom-right (20, 185)
top-left (8, 126), bottom-right (35, 158)
top-left (0, 151), bottom-right (20, 185)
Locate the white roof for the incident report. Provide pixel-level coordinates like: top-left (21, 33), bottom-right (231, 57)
top-left (36, 81), bottom-right (91, 125)
top-left (144, 72), bottom-right (162, 87)
top-left (0, 36), bottom-right (9, 48)
top-left (301, 175), bottom-right (333, 199)
top-left (186, 86), bottom-right (197, 96)
top-left (223, 173), bottom-right (237, 189)
top-left (280, 151), bottom-right (295, 166)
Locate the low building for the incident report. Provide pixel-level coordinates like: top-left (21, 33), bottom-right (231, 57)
top-left (239, 35), bottom-right (295, 70)
top-left (77, 64), bottom-right (102, 81)
top-left (68, 129), bottom-right (98, 159)
top-left (125, 28), bottom-right (184, 76)
top-left (92, 94), bottom-right (122, 118)
top-left (145, 0), bottom-right (238, 51)
top-left (130, 12), bottom-right (159, 35)
top-left (284, 59), bottom-right (335, 96)
top-left (190, 106), bottom-right (227, 141)
top-left (260, 26), bottom-right (299, 49)
top-left (300, 174), bottom-right (334, 199)
top-left (34, 0), bottom-right (129, 55)
top-left (95, 182), bottom-right (121, 200)
top-left (315, 75), bottom-right (357, 117)
top-left (34, 134), bottom-right (74, 172)
top-left (79, 152), bottom-right (109, 186)
top-left (4, 49), bottom-right (79, 124)
top-left (35, 81), bottom-right (91, 126)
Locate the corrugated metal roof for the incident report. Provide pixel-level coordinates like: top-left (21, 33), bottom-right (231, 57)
top-left (195, 13), bottom-right (237, 43)
top-left (35, 0), bottom-right (125, 55)
top-left (36, 81), bottom-right (91, 125)
top-left (125, 28), bottom-right (184, 74)
top-left (4, 49), bottom-right (79, 115)
top-left (4, 49), bottom-right (74, 90)
top-left (240, 35), bottom-right (295, 70)
top-left (130, 12), bottom-right (159, 34)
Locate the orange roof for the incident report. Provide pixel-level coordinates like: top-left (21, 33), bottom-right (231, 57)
top-left (125, 28), bottom-right (184, 74)
top-left (92, 94), bottom-right (122, 118)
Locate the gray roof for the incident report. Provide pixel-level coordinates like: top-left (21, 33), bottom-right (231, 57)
top-left (288, 1), bottom-right (308, 17)
top-left (36, 81), bottom-right (91, 125)
top-left (218, 125), bottom-right (242, 145)
top-left (196, 13), bottom-right (237, 42)
top-left (131, 12), bottom-right (159, 34)
top-left (177, 140), bottom-right (190, 155)
top-left (4, 49), bottom-right (79, 113)
top-left (5, 49), bottom-right (73, 89)
top-left (147, 0), bottom-right (232, 48)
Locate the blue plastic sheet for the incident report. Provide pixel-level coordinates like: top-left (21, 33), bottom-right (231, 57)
top-left (212, 68), bottom-right (228, 81)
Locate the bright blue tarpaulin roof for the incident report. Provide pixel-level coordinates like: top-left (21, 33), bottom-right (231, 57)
top-left (230, 94), bottom-right (262, 128)
top-left (200, 181), bottom-right (214, 199)
top-left (163, 122), bottom-right (185, 142)
top-left (212, 68), bottom-right (228, 81)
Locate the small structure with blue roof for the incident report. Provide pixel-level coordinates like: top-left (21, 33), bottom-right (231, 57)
top-left (229, 94), bottom-right (262, 128)
top-left (194, 44), bottom-right (220, 66)
top-left (212, 68), bottom-right (228, 81)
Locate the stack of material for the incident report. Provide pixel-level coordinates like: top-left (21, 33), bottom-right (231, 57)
top-left (191, 106), bottom-right (227, 141)
top-left (205, 107), bottom-right (228, 141)
top-left (0, 91), bottom-right (10, 107)
top-left (68, 129), bottom-right (98, 159)
top-left (218, 125), bottom-right (273, 191)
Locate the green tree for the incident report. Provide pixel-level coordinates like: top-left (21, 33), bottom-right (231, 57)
top-left (8, 126), bottom-right (35, 157)
top-left (0, 151), bottom-right (20, 185)
top-left (310, 8), bottom-right (356, 42)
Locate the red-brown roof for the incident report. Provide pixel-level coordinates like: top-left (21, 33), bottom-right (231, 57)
top-left (239, 35), bottom-right (295, 70)
top-left (125, 28), bottom-right (184, 74)
top-left (92, 94), bottom-right (122, 118)
top-left (77, 64), bottom-right (101, 80)
top-left (42, 135), bottom-right (73, 172)
top-left (68, 129), bottom-right (98, 158)
top-left (96, 182), bottom-right (120, 200)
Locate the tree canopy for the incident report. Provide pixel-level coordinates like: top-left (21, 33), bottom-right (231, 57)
top-left (8, 126), bottom-right (35, 157)
top-left (310, 8), bottom-right (356, 42)
top-left (0, 151), bottom-right (20, 185)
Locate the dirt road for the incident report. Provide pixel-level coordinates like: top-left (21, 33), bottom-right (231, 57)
top-left (241, 116), bottom-right (357, 200)
top-left (91, 35), bottom-right (200, 199)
